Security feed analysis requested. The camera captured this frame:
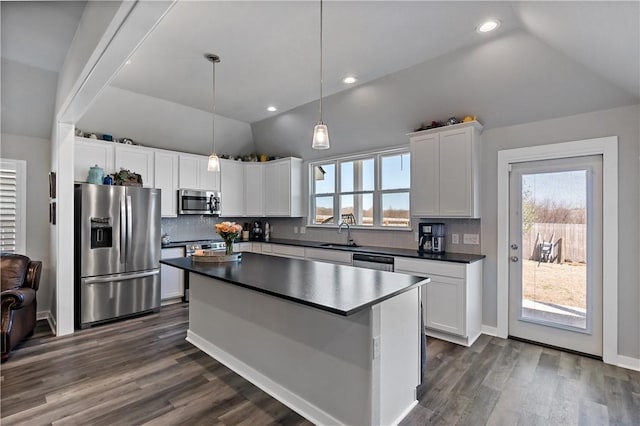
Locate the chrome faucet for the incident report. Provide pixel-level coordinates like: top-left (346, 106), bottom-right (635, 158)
top-left (338, 221), bottom-right (355, 246)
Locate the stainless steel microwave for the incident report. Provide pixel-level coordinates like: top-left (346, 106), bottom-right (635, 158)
top-left (178, 189), bottom-right (221, 215)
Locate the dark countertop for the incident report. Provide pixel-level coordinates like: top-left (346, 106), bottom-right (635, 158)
top-left (260, 238), bottom-right (485, 263)
top-left (161, 237), bottom-right (484, 263)
top-left (161, 253), bottom-right (429, 316)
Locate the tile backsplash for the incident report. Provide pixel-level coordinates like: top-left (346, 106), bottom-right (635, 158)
top-left (161, 216), bottom-right (221, 242)
top-left (266, 217), bottom-right (483, 254)
top-left (162, 215), bottom-right (482, 254)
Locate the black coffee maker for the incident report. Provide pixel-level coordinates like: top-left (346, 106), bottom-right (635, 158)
top-left (418, 222), bottom-right (446, 254)
top-left (250, 221), bottom-right (264, 241)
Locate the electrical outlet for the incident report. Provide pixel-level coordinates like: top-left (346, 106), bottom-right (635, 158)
top-left (293, 226), bottom-right (299, 234)
top-left (300, 226), bottom-right (306, 234)
top-left (463, 233), bottom-right (480, 245)
top-left (452, 233), bottom-right (459, 244)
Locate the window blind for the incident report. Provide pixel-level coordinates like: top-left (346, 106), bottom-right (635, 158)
top-left (0, 160), bottom-right (24, 254)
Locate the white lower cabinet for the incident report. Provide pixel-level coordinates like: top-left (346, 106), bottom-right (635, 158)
top-left (259, 243), bottom-right (305, 259)
top-left (394, 257), bottom-right (483, 346)
top-left (304, 248), bottom-right (352, 265)
top-left (233, 242), bottom-right (253, 252)
top-left (160, 248), bottom-right (185, 303)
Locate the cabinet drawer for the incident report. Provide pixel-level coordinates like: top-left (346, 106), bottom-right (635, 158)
top-left (394, 257), bottom-right (465, 278)
top-left (305, 248), bottom-right (352, 265)
top-left (271, 244), bottom-right (305, 258)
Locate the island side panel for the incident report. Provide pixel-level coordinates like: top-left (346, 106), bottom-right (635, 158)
top-left (187, 273), bottom-right (373, 426)
top-left (375, 287), bottom-right (421, 425)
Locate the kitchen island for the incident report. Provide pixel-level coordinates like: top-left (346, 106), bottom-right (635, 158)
top-left (161, 253), bottom-right (429, 425)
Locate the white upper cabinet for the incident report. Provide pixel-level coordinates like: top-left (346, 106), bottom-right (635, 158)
top-left (178, 154), bottom-right (220, 191)
top-left (244, 163), bottom-right (265, 216)
top-left (178, 155), bottom-right (199, 189)
top-left (198, 158), bottom-right (220, 191)
top-left (114, 144), bottom-right (155, 188)
top-left (154, 151), bottom-right (179, 217)
top-left (265, 158), bottom-right (303, 217)
top-left (409, 121), bottom-right (482, 218)
top-left (220, 159), bottom-right (244, 217)
top-left (74, 138), bottom-right (115, 182)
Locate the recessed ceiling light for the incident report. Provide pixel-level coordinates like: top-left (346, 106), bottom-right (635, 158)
top-left (267, 106), bottom-right (277, 112)
top-left (342, 76), bottom-right (357, 84)
top-left (477, 19), bottom-right (500, 33)
top-left (125, 60), bottom-right (131, 65)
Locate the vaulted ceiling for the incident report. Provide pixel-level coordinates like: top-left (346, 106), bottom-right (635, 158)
top-left (111, 1), bottom-right (639, 124)
top-left (1, 1), bottom-right (638, 144)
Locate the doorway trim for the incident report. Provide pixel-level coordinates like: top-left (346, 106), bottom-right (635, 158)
top-left (497, 136), bottom-right (618, 365)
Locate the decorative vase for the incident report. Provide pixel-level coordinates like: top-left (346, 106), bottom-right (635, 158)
top-left (225, 240), bottom-right (234, 255)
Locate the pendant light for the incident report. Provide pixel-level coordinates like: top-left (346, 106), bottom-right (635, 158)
top-left (311, 0), bottom-right (330, 150)
top-left (205, 53), bottom-right (221, 171)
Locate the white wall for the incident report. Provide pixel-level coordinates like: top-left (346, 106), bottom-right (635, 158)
top-left (77, 86), bottom-right (255, 156)
top-left (1, 58), bottom-right (58, 139)
top-left (0, 133), bottom-right (53, 315)
top-left (480, 104), bottom-right (640, 359)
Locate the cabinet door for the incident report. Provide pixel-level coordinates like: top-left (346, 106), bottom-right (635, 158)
top-left (244, 164), bottom-right (265, 216)
top-left (74, 138), bottom-right (114, 182)
top-left (305, 248), bottom-right (352, 265)
top-left (199, 157), bottom-right (221, 191)
top-left (178, 155), bottom-right (199, 189)
top-left (220, 160), bottom-right (244, 216)
top-left (439, 127), bottom-right (472, 216)
top-left (265, 161), bottom-right (290, 216)
top-left (160, 248), bottom-right (185, 300)
top-left (424, 275), bottom-right (465, 336)
top-left (410, 134), bottom-right (439, 216)
top-left (115, 145), bottom-right (155, 187)
top-left (154, 152), bottom-right (179, 217)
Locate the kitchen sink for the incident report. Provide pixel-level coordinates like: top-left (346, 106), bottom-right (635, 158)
top-left (319, 243), bottom-right (360, 249)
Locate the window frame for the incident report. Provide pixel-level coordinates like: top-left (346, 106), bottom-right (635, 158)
top-left (308, 147), bottom-right (411, 230)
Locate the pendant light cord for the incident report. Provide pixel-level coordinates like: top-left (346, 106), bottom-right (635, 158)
top-left (212, 58), bottom-right (216, 153)
top-left (319, 0), bottom-right (323, 124)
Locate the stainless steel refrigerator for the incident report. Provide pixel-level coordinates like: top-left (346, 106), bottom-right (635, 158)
top-left (74, 184), bottom-right (161, 328)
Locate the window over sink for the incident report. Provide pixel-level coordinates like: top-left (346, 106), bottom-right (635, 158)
top-left (309, 148), bottom-right (410, 228)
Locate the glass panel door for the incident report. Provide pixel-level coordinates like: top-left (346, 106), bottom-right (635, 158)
top-left (509, 155), bottom-right (602, 356)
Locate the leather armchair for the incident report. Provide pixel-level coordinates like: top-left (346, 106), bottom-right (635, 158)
top-left (1, 253), bottom-right (42, 361)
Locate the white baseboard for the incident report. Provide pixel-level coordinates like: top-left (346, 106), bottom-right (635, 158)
top-left (37, 310), bottom-right (57, 335)
top-left (616, 355), bottom-right (640, 372)
top-left (186, 329), bottom-right (342, 426)
top-left (391, 400), bottom-right (418, 426)
top-left (426, 328), bottom-right (480, 347)
top-left (481, 325), bottom-right (499, 337)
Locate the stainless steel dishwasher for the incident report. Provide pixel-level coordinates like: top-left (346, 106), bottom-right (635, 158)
top-left (352, 253), bottom-right (394, 271)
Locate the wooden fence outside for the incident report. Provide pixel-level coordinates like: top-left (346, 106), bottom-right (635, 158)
top-left (523, 223), bottom-right (586, 263)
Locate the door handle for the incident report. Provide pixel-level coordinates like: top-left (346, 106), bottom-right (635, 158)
top-left (511, 244), bottom-right (518, 250)
top-left (126, 195), bottom-right (133, 264)
top-left (510, 256), bottom-right (519, 262)
top-left (83, 269), bottom-right (159, 284)
top-left (120, 198), bottom-right (126, 264)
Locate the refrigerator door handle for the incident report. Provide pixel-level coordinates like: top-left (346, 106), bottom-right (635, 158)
top-left (120, 197), bottom-right (126, 264)
top-left (83, 269), bottom-right (160, 284)
top-left (126, 195), bottom-right (133, 265)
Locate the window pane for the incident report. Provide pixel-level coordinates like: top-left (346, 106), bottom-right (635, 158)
top-left (341, 158), bottom-right (374, 192)
top-left (313, 196), bottom-right (334, 224)
top-left (382, 192), bottom-right (410, 227)
top-left (340, 193), bottom-right (373, 226)
top-left (314, 164), bottom-right (335, 194)
top-left (381, 153), bottom-right (410, 190)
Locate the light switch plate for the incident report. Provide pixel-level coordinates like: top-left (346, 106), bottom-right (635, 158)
top-left (293, 226), bottom-right (299, 234)
top-left (414, 231), bottom-right (419, 242)
top-left (463, 233), bottom-right (480, 245)
top-left (300, 226), bottom-right (306, 234)
top-left (452, 233), bottom-right (459, 244)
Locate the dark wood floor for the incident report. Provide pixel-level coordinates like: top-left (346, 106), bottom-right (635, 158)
top-left (2, 304), bottom-right (638, 426)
